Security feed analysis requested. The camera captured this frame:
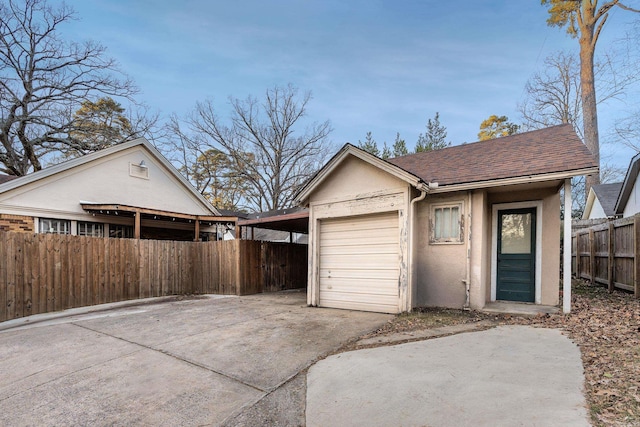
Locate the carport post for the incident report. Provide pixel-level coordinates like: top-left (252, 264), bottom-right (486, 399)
top-left (563, 178), bottom-right (572, 314)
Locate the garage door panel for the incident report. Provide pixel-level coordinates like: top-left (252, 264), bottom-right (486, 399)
top-left (320, 281), bottom-right (398, 305)
top-left (320, 231), bottom-right (397, 244)
top-left (319, 244), bottom-right (398, 257)
top-left (319, 295), bottom-right (398, 313)
top-left (319, 256), bottom-right (399, 269)
top-left (321, 217), bottom-right (397, 233)
top-left (320, 270), bottom-right (398, 293)
top-left (319, 211), bottom-right (400, 314)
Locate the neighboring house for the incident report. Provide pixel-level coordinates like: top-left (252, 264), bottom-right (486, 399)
top-left (296, 124), bottom-right (597, 314)
top-left (582, 182), bottom-right (622, 219)
top-left (0, 139), bottom-right (236, 240)
top-left (615, 152), bottom-right (640, 218)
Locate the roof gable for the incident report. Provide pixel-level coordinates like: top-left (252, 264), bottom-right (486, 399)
top-left (592, 183), bottom-right (622, 217)
top-left (0, 139), bottom-right (220, 216)
top-left (388, 124), bottom-right (597, 189)
top-left (295, 144), bottom-right (427, 204)
top-left (583, 182), bottom-right (622, 219)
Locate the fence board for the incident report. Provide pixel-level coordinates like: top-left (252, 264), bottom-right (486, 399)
top-left (6, 233), bottom-right (16, 319)
top-left (572, 214), bottom-right (640, 295)
top-left (0, 232), bottom-right (308, 322)
top-left (0, 233), bottom-right (7, 320)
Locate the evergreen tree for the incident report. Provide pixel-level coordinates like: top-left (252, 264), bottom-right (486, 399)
top-left (392, 133), bottom-right (408, 157)
top-left (415, 112), bottom-right (451, 152)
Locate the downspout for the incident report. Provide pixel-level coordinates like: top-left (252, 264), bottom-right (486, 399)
top-left (408, 183), bottom-right (428, 312)
top-left (462, 190), bottom-right (472, 310)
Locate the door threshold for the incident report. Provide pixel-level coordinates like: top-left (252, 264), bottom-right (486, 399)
top-left (482, 301), bottom-right (559, 316)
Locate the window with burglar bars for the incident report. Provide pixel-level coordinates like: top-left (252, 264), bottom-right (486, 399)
top-left (430, 203), bottom-right (463, 244)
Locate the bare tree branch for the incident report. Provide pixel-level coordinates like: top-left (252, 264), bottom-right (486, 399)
top-left (0, 0), bottom-right (138, 175)
top-left (169, 85), bottom-right (333, 212)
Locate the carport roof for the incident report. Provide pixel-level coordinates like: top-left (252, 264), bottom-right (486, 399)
top-left (238, 207), bottom-right (309, 233)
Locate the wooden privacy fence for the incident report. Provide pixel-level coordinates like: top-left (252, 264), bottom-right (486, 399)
top-left (0, 232), bottom-right (307, 322)
top-left (572, 214), bottom-right (640, 296)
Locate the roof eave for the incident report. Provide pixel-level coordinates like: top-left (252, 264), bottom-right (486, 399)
top-left (615, 153), bottom-right (640, 215)
top-left (426, 167), bottom-right (599, 194)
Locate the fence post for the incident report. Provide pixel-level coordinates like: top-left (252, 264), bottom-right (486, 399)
top-left (589, 229), bottom-right (596, 284)
top-left (575, 233), bottom-right (581, 279)
top-left (635, 216), bottom-right (640, 298)
top-left (608, 222), bottom-right (615, 292)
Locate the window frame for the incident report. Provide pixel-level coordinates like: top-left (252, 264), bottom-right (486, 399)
top-left (109, 224), bottom-right (134, 239)
top-left (38, 218), bottom-right (71, 235)
top-left (429, 202), bottom-right (464, 245)
top-left (78, 221), bottom-right (104, 237)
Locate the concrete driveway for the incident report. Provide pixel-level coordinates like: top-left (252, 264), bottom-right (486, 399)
top-left (0, 290), bottom-right (391, 426)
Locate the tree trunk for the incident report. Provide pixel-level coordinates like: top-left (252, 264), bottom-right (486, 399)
top-left (579, 3), bottom-right (601, 200)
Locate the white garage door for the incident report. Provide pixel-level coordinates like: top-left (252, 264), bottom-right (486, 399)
top-left (319, 211), bottom-right (400, 313)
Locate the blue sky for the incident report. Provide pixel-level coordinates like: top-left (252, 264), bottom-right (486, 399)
top-left (59, 0), bottom-right (639, 169)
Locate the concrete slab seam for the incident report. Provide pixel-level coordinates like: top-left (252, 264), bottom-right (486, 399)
top-left (0, 345), bottom-right (146, 404)
top-left (72, 322), bottom-right (268, 394)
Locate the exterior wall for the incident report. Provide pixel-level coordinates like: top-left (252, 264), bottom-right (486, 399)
top-left (469, 191), bottom-right (489, 309)
top-left (0, 145), bottom-right (218, 239)
top-left (0, 214), bottom-right (34, 233)
top-left (0, 146), bottom-right (213, 221)
top-left (623, 174), bottom-right (640, 217)
top-left (414, 192), bottom-right (469, 308)
top-left (587, 197), bottom-right (607, 219)
top-left (487, 186), bottom-right (561, 306)
top-left (306, 155), bottom-right (412, 312)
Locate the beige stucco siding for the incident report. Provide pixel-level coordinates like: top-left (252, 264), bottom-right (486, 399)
top-left (309, 156), bottom-right (409, 203)
top-left (414, 192), bottom-right (469, 308)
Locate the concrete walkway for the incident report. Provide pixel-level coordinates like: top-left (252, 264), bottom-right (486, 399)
top-left (307, 325), bottom-right (589, 427)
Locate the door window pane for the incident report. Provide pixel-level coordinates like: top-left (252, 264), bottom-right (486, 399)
top-left (501, 213), bottom-right (532, 254)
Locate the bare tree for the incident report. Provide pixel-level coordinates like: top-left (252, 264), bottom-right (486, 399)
top-left (176, 85), bottom-right (333, 212)
top-left (542, 0), bottom-right (640, 195)
top-left (0, 0), bottom-right (137, 175)
top-left (518, 50), bottom-right (635, 215)
top-left (519, 50), bottom-right (638, 139)
top-left (162, 116), bottom-right (248, 211)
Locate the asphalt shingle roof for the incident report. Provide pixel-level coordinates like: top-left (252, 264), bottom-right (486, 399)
top-left (592, 182), bottom-right (622, 217)
top-left (387, 124), bottom-right (597, 186)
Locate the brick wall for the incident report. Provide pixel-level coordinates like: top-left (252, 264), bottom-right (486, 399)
top-left (0, 214), bottom-right (34, 233)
